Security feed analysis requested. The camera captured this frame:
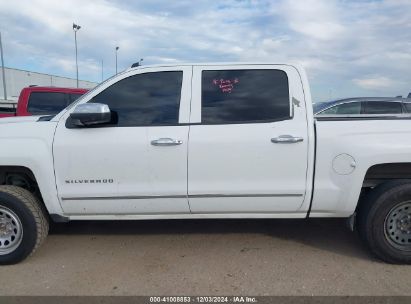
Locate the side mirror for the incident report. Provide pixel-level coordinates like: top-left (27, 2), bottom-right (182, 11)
top-left (70, 103), bottom-right (111, 127)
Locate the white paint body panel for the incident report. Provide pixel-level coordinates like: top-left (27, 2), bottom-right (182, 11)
top-left (0, 117), bottom-right (62, 214)
top-left (54, 125), bottom-right (190, 214)
top-left (53, 66), bottom-right (192, 214)
top-left (310, 119), bottom-right (411, 217)
top-left (188, 65), bottom-right (312, 213)
top-left (0, 62), bottom-right (409, 221)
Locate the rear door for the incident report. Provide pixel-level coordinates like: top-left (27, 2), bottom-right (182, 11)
top-left (188, 65), bottom-right (310, 213)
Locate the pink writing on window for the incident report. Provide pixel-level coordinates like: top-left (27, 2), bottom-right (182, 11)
top-left (212, 78), bottom-right (240, 93)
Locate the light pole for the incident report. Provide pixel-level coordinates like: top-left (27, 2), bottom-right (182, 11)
top-left (73, 23), bottom-right (81, 88)
top-left (115, 46), bottom-right (119, 74)
top-left (101, 59), bottom-right (104, 82)
top-left (0, 32), bottom-right (7, 100)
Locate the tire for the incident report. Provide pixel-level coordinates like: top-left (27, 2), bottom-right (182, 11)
top-left (0, 185), bottom-right (49, 264)
top-left (357, 180), bottom-right (411, 264)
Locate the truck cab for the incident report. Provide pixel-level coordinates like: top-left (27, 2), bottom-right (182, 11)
top-left (54, 64), bottom-right (314, 216)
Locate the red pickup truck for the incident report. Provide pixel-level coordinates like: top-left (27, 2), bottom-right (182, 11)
top-left (0, 86), bottom-right (88, 118)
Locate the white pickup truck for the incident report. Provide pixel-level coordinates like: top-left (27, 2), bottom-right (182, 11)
top-left (0, 63), bottom-right (410, 265)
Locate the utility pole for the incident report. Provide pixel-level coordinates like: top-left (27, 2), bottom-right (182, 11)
top-left (73, 23), bottom-right (81, 88)
top-left (0, 32), bottom-right (7, 100)
top-left (115, 46), bottom-right (119, 74)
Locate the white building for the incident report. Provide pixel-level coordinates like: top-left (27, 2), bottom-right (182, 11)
top-left (0, 67), bottom-right (98, 103)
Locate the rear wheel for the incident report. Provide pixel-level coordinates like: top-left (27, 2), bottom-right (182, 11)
top-left (358, 180), bottom-right (411, 264)
top-left (0, 186), bottom-right (48, 265)
top-left (384, 201), bottom-right (411, 251)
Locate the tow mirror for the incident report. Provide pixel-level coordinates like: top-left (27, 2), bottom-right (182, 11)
top-left (70, 103), bottom-right (111, 127)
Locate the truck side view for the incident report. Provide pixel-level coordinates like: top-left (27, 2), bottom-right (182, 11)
top-left (0, 63), bottom-right (410, 264)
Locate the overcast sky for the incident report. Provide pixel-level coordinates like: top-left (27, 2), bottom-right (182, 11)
top-left (1, 0), bottom-right (410, 101)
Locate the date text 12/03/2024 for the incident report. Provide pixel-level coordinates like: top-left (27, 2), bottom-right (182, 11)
top-left (149, 296), bottom-right (257, 303)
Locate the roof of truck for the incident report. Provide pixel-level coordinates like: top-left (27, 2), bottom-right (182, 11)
top-left (126, 62), bottom-right (303, 72)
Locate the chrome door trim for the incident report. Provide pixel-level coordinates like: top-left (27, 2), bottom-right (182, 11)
top-left (61, 193), bottom-right (303, 201)
top-left (190, 193), bottom-right (303, 198)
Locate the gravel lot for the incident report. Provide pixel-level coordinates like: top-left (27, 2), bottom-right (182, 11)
top-left (0, 218), bottom-right (410, 296)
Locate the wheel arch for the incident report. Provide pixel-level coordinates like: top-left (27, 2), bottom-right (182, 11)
top-left (363, 163), bottom-right (411, 188)
top-left (357, 163), bottom-right (411, 210)
top-left (0, 166), bottom-right (51, 216)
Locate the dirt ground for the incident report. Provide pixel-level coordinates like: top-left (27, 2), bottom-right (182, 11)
top-left (0, 218), bottom-right (410, 296)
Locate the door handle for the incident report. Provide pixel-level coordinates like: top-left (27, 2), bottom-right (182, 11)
top-left (271, 135), bottom-right (304, 144)
top-left (151, 138), bottom-right (183, 146)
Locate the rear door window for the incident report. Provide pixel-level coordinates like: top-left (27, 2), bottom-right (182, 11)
top-left (27, 92), bottom-right (69, 115)
top-left (201, 69), bottom-right (290, 124)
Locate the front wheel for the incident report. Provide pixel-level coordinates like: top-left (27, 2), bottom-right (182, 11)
top-left (0, 186), bottom-right (49, 264)
top-left (358, 180), bottom-right (411, 264)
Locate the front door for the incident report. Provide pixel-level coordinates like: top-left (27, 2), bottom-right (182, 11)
top-left (188, 65), bottom-right (310, 213)
top-left (53, 66), bottom-right (192, 215)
